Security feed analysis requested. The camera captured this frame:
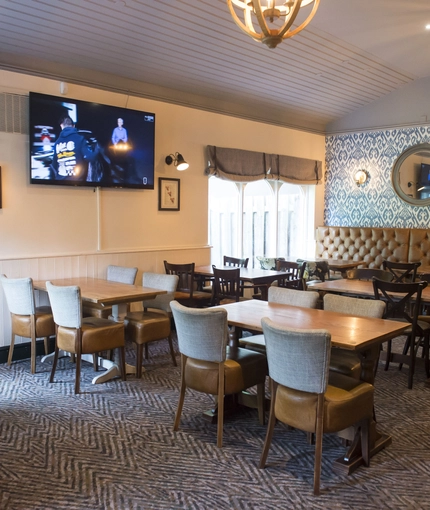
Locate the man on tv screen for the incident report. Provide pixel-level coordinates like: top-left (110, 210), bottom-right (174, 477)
top-left (51, 115), bottom-right (99, 181)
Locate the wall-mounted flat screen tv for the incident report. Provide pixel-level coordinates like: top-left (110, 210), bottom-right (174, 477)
top-left (29, 92), bottom-right (155, 189)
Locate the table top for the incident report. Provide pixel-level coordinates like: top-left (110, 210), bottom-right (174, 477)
top-left (34, 277), bottom-right (166, 306)
top-left (194, 265), bottom-right (287, 283)
top-left (318, 259), bottom-right (361, 270)
top-left (213, 299), bottom-right (408, 351)
top-left (310, 278), bottom-right (430, 303)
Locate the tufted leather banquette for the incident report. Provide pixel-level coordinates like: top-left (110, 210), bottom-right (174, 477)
top-left (316, 227), bottom-right (430, 269)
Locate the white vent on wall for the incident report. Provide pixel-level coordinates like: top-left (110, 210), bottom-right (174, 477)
top-left (0, 93), bottom-right (28, 134)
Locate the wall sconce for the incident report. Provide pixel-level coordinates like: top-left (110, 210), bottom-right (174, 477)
top-left (165, 152), bottom-right (189, 171)
top-left (354, 169), bottom-right (369, 187)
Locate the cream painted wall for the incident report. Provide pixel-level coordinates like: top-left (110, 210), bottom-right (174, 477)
top-left (0, 70), bottom-right (325, 348)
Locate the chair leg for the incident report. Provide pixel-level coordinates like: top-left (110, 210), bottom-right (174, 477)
top-left (313, 394), bottom-right (325, 496)
top-left (7, 332), bottom-right (16, 367)
top-left (167, 334), bottom-right (177, 367)
top-left (118, 346), bottom-right (126, 381)
top-left (30, 318), bottom-right (37, 374)
top-left (384, 340), bottom-right (392, 371)
top-left (49, 344), bottom-right (60, 383)
top-left (259, 380), bottom-right (278, 469)
top-left (408, 334), bottom-right (417, 390)
top-left (43, 336), bottom-right (49, 356)
top-left (144, 344), bottom-right (149, 360)
top-left (136, 343), bottom-right (144, 379)
top-left (256, 381), bottom-right (265, 426)
top-left (93, 353), bottom-right (99, 372)
top-left (425, 335), bottom-right (430, 378)
top-left (360, 419), bottom-right (370, 467)
top-left (75, 353), bottom-right (81, 394)
top-left (174, 355), bottom-right (187, 431)
top-left (217, 362), bottom-right (225, 448)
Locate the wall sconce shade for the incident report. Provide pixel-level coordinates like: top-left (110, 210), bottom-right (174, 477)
top-left (354, 169), bottom-right (369, 187)
top-left (165, 152), bottom-right (189, 171)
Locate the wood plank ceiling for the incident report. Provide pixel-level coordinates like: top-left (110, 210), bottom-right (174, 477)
top-left (0, 0), bottom-right (427, 134)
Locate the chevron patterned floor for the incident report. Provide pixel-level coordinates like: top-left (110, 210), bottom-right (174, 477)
top-left (1, 336), bottom-right (430, 510)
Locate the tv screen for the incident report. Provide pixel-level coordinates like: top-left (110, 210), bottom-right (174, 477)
top-left (421, 163), bottom-right (430, 186)
top-left (29, 92), bottom-right (155, 189)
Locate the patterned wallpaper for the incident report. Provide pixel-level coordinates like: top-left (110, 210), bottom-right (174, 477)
top-left (325, 126), bottom-right (430, 227)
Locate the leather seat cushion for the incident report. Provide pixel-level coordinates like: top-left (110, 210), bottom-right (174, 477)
top-left (184, 347), bottom-right (267, 395)
top-left (11, 307), bottom-right (55, 338)
top-left (82, 302), bottom-right (112, 319)
top-left (274, 372), bottom-right (374, 434)
top-left (329, 349), bottom-right (362, 379)
top-left (125, 310), bottom-right (170, 344)
top-left (57, 318), bottom-right (124, 353)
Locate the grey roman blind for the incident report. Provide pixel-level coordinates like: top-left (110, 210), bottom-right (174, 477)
top-left (205, 145), bottom-right (322, 184)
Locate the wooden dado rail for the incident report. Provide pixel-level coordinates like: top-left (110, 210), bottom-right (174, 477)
top-left (316, 226), bottom-right (430, 270)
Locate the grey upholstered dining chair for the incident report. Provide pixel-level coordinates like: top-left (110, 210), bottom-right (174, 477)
top-left (171, 300), bottom-right (267, 448)
top-left (125, 272), bottom-right (179, 377)
top-left (82, 264), bottom-right (138, 318)
top-left (0, 274), bottom-right (55, 374)
top-left (259, 318), bottom-right (373, 495)
top-left (323, 294), bottom-right (386, 380)
top-left (240, 286), bottom-right (319, 351)
top-left (46, 281), bottom-right (126, 394)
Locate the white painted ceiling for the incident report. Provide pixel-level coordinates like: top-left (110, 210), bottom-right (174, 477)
top-left (0, 0), bottom-right (429, 133)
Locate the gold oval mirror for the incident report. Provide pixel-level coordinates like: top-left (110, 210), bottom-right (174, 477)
top-left (391, 142), bottom-right (430, 206)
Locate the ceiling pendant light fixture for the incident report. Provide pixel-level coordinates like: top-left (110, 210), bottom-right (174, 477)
top-left (227, 0), bottom-right (320, 49)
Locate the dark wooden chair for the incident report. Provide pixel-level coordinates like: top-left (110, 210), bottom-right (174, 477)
top-left (164, 261), bottom-right (212, 307)
top-left (346, 268), bottom-right (393, 282)
top-left (382, 260), bottom-right (421, 283)
top-left (223, 256), bottom-right (249, 268)
top-left (372, 277), bottom-right (430, 389)
top-left (212, 266), bottom-right (243, 305)
top-left (276, 260), bottom-right (306, 290)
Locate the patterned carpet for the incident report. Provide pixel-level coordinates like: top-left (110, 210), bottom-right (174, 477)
top-left (1, 337), bottom-right (430, 510)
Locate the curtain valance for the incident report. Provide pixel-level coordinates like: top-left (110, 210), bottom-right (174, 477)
top-left (205, 145), bottom-right (322, 184)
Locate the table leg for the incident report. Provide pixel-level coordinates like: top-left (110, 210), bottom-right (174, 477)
top-left (332, 343), bottom-right (392, 474)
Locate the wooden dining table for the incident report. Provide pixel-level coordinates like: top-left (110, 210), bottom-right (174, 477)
top-left (194, 265), bottom-right (288, 300)
top-left (310, 277), bottom-right (430, 303)
top-left (34, 277), bottom-right (167, 383)
top-left (212, 299), bottom-right (408, 475)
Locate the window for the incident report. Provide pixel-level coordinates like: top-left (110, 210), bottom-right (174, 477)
top-left (209, 177), bottom-right (315, 268)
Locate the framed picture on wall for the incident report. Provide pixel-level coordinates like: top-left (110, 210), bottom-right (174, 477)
top-left (158, 177), bottom-right (180, 211)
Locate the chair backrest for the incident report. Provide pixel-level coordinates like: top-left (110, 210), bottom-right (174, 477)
top-left (346, 268), bottom-right (393, 282)
top-left (268, 286), bottom-right (319, 308)
top-left (107, 265), bottom-right (138, 285)
top-left (223, 256), bottom-right (249, 268)
top-left (323, 293), bottom-right (385, 318)
top-left (164, 261), bottom-right (196, 297)
top-left (382, 260), bottom-right (421, 283)
top-left (275, 260), bottom-right (306, 289)
top-left (212, 266), bottom-right (241, 304)
top-left (141, 272), bottom-right (179, 312)
top-left (171, 300), bottom-right (228, 362)
top-left (372, 278), bottom-right (427, 329)
top-left (262, 317), bottom-right (331, 394)
top-left (46, 281), bottom-right (82, 329)
top-left (0, 274), bottom-right (36, 316)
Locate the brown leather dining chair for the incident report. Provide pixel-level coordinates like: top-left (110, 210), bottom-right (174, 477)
top-left (171, 300), bottom-right (267, 448)
top-left (164, 261), bottom-right (212, 307)
top-left (259, 318), bottom-right (373, 495)
top-left (46, 281), bottom-right (126, 394)
top-left (0, 274), bottom-right (55, 374)
top-left (125, 272), bottom-right (179, 377)
top-left (323, 293), bottom-right (386, 380)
